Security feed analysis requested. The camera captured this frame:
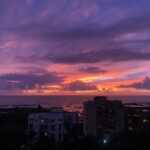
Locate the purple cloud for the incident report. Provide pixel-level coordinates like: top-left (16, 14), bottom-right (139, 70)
top-left (118, 77), bottom-right (150, 90)
top-left (12, 12), bottom-right (150, 65)
top-left (0, 72), bottom-right (63, 90)
top-left (79, 67), bottom-right (107, 73)
top-left (63, 81), bottom-right (97, 91)
top-left (44, 48), bottom-right (150, 64)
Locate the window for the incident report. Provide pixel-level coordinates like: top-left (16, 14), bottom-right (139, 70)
top-left (59, 124), bottom-right (62, 131)
top-left (58, 119), bottom-right (62, 131)
top-left (29, 124), bottom-right (33, 129)
top-left (51, 119), bottom-right (55, 131)
top-left (51, 133), bottom-right (55, 140)
top-left (58, 133), bottom-right (62, 141)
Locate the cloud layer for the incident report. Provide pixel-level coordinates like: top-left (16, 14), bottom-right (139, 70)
top-left (119, 77), bottom-right (150, 90)
top-left (79, 67), bottom-right (107, 74)
top-left (0, 72), bottom-right (62, 90)
top-left (0, 0), bottom-right (150, 94)
top-left (63, 81), bottom-right (97, 91)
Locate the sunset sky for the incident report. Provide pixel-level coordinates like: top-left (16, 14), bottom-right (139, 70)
top-left (0, 0), bottom-right (150, 95)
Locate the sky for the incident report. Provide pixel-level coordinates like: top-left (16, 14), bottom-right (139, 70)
top-left (0, 0), bottom-right (150, 95)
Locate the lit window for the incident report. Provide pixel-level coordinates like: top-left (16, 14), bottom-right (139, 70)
top-left (44, 132), bottom-right (48, 136)
top-left (128, 126), bottom-right (133, 131)
top-left (143, 119), bottom-right (148, 123)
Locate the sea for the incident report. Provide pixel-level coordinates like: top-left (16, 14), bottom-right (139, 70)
top-left (0, 95), bottom-right (150, 112)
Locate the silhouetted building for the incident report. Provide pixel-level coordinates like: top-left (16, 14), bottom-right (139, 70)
top-left (64, 111), bottom-right (78, 129)
top-left (125, 103), bottom-right (150, 131)
top-left (83, 96), bottom-right (124, 139)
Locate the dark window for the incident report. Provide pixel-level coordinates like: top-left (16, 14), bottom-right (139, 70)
top-left (59, 133), bottom-right (61, 141)
top-left (51, 119), bottom-right (55, 131)
top-left (58, 119), bottom-right (62, 131)
top-left (51, 133), bottom-right (55, 140)
top-left (29, 124), bottom-right (33, 129)
top-left (59, 124), bottom-right (62, 131)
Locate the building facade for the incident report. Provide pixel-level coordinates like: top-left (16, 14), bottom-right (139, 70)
top-left (83, 96), bottom-right (125, 139)
top-left (125, 103), bottom-right (150, 131)
top-left (28, 107), bottom-right (78, 143)
top-left (64, 111), bottom-right (78, 129)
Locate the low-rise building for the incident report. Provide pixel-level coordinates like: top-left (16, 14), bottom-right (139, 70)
top-left (28, 107), bottom-right (78, 142)
top-left (125, 103), bottom-right (150, 131)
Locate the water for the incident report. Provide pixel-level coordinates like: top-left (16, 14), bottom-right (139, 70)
top-left (0, 95), bottom-right (149, 106)
top-left (0, 95), bottom-right (149, 113)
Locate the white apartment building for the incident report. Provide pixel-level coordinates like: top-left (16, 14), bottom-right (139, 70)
top-left (28, 107), bottom-right (64, 142)
top-left (28, 107), bottom-right (78, 143)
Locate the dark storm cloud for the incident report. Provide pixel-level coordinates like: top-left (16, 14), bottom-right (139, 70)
top-left (79, 67), bottom-right (107, 73)
top-left (0, 72), bottom-right (63, 90)
top-left (17, 46), bottom-right (150, 64)
top-left (13, 12), bottom-right (150, 65)
top-left (46, 48), bottom-right (150, 64)
top-left (118, 77), bottom-right (150, 90)
top-left (63, 81), bottom-right (97, 91)
top-left (8, 12), bottom-right (150, 40)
